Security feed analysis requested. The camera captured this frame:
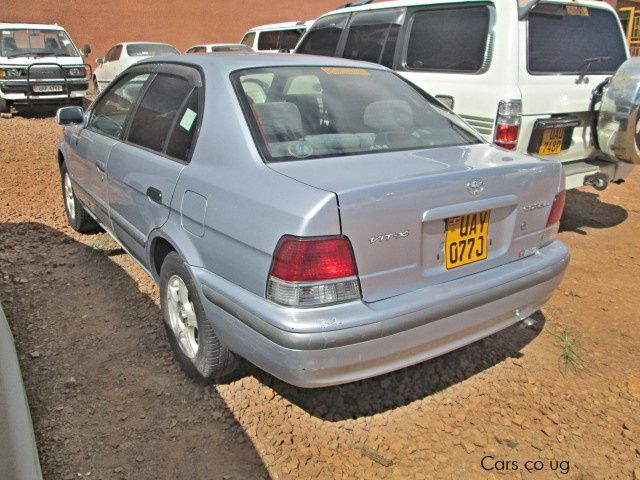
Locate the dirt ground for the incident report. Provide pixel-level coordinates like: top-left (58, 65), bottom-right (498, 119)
top-left (0, 114), bottom-right (638, 480)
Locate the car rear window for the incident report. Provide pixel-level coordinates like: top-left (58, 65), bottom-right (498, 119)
top-left (528, 4), bottom-right (626, 74)
top-left (126, 43), bottom-right (179, 57)
top-left (297, 14), bottom-right (349, 57)
top-left (405, 5), bottom-right (492, 73)
top-left (234, 66), bottom-right (481, 162)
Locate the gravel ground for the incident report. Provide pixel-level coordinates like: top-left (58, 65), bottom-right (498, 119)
top-left (0, 114), bottom-right (638, 479)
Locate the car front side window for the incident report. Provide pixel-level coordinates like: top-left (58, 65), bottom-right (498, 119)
top-left (88, 73), bottom-right (151, 138)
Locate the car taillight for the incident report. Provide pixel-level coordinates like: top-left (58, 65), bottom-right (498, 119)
top-left (547, 191), bottom-right (566, 227)
top-left (494, 100), bottom-right (522, 150)
top-left (267, 235), bottom-right (361, 307)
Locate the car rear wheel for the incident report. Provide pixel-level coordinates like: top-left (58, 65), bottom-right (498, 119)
top-left (160, 252), bottom-right (237, 382)
top-left (0, 98), bottom-right (9, 114)
top-left (60, 163), bottom-right (100, 233)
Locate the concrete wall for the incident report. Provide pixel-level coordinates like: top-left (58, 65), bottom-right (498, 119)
top-left (2, 0), bottom-right (349, 65)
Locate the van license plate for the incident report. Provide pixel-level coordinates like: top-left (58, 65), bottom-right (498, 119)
top-left (445, 210), bottom-right (490, 269)
top-left (33, 85), bottom-right (64, 93)
top-left (539, 127), bottom-right (565, 155)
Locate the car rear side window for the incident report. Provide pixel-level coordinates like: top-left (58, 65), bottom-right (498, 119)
top-left (528, 5), bottom-right (626, 74)
top-left (127, 74), bottom-right (193, 153)
top-left (342, 9), bottom-right (404, 68)
top-left (405, 5), bottom-right (491, 73)
top-left (297, 14), bottom-right (349, 57)
top-left (258, 31), bottom-right (280, 50)
top-left (166, 90), bottom-right (200, 161)
top-left (280, 29), bottom-right (303, 51)
top-left (88, 73), bottom-right (150, 138)
top-left (241, 32), bottom-right (256, 48)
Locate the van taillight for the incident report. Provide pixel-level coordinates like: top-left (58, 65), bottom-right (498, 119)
top-left (267, 235), bottom-right (361, 307)
top-left (494, 100), bottom-right (522, 150)
top-left (547, 191), bottom-right (566, 227)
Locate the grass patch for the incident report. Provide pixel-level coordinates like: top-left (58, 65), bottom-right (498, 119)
top-left (91, 236), bottom-right (113, 252)
top-left (555, 327), bottom-right (587, 375)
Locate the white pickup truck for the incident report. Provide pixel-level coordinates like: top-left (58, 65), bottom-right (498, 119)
top-left (0, 23), bottom-right (91, 113)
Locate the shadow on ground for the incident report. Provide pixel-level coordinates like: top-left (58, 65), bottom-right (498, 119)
top-left (0, 222), bottom-right (269, 480)
top-left (560, 189), bottom-right (628, 234)
top-left (250, 312), bottom-right (546, 421)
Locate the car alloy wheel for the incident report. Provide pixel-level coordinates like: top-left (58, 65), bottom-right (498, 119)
top-left (64, 173), bottom-right (76, 220)
top-left (166, 274), bottom-right (199, 359)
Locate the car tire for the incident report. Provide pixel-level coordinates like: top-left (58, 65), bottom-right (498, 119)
top-left (160, 252), bottom-right (238, 382)
top-left (60, 163), bottom-right (100, 233)
top-left (0, 97), bottom-right (9, 114)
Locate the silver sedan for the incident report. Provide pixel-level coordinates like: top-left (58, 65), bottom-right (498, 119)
top-left (55, 53), bottom-right (569, 387)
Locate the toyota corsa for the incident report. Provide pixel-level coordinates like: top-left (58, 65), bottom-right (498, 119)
top-left (55, 54), bottom-right (569, 387)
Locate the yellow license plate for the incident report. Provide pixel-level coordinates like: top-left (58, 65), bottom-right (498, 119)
top-left (539, 128), bottom-right (565, 155)
top-left (445, 210), bottom-right (490, 269)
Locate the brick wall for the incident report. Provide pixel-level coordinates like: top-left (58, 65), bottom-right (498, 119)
top-left (2, 0), bottom-right (347, 66)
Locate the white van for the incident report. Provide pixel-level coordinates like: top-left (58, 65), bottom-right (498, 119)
top-left (0, 23), bottom-right (90, 113)
top-left (296, 0), bottom-right (638, 190)
top-left (241, 21), bottom-right (314, 53)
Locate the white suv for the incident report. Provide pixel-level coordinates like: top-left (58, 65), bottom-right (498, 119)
top-left (296, 0), bottom-right (639, 190)
top-left (241, 21), bottom-right (314, 53)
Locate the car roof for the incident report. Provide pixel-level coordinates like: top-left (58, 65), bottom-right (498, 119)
top-left (140, 52), bottom-right (388, 75)
top-left (120, 42), bottom-right (176, 46)
top-left (318, 0), bottom-right (614, 16)
top-left (0, 23), bottom-right (66, 31)
top-left (247, 20), bottom-right (314, 32)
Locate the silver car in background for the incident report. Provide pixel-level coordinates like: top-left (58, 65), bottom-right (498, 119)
top-left (55, 54), bottom-right (569, 387)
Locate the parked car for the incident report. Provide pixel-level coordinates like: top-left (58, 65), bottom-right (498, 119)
top-left (186, 43), bottom-right (253, 53)
top-left (295, 0), bottom-right (640, 190)
top-left (92, 42), bottom-right (179, 92)
top-left (0, 305), bottom-right (43, 480)
top-left (55, 53), bottom-right (569, 387)
top-left (0, 23), bottom-right (90, 113)
top-left (241, 21), bottom-right (314, 52)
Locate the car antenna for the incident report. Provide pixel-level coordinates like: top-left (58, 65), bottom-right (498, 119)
top-left (518, 0), bottom-right (543, 20)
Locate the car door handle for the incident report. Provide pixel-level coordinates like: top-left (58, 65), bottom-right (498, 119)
top-left (96, 162), bottom-right (105, 174)
top-left (147, 187), bottom-right (162, 204)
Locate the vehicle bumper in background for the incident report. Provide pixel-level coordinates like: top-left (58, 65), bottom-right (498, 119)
top-left (195, 240), bottom-right (569, 387)
top-left (0, 80), bottom-right (87, 103)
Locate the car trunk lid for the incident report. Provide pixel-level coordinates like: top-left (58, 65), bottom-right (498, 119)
top-left (269, 144), bottom-right (563, 302)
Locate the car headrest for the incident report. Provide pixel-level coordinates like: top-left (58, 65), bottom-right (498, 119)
top-left (3, 38), bottom-right (17, 50)
top-left (364, 100), bottom-right (413, 131)
top-left (253, 102), bottom-right (303, 138)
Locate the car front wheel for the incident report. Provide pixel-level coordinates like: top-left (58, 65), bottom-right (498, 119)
top-left (160, 252), bottom-right (237, 381)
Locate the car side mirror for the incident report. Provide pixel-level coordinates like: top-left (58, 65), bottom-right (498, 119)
top-left (81, 44), bottom-right (91, 56)
top-left (96, 57), bottom-right (104, 65)
top-left (56, 106), bottom-right (85, 125)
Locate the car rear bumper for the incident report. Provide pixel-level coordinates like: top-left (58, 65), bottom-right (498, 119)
top-left (195, 240), bottom-right (569, 387)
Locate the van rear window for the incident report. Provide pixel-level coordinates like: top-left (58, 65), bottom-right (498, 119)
top-left (528, 5), bottom-right (627, 74)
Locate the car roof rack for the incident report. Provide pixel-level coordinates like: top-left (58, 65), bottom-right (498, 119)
top-left (336, 0), bottom-right (373, 9)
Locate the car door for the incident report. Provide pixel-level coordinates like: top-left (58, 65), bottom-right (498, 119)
top-left (66, 71), bottom-right (152, 224)
top-left (107, 64), bottom-right (203, 263)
